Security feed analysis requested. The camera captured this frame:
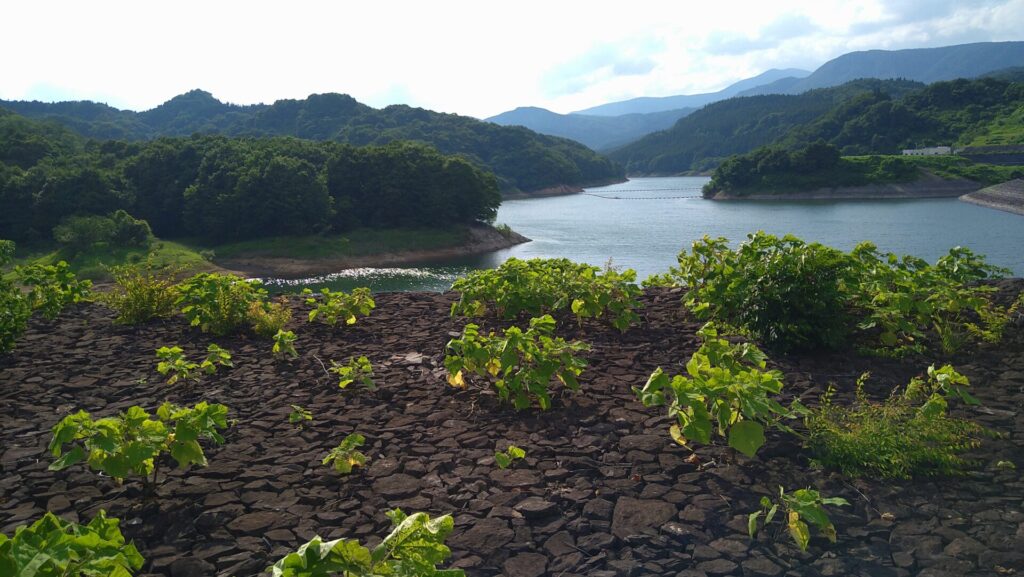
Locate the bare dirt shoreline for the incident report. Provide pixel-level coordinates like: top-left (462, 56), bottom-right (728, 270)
top-left (215, 225), bottom-right (530, 279)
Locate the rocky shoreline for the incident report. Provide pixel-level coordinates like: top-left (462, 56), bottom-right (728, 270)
top-left (214, 225), bottom-right (530, 279)
top-left (960, 178), bottom-right (1024, 216)
top-left (2, 284), bottom-right (1023, 576)
top-left (711, 172), bottom-right (982, 201)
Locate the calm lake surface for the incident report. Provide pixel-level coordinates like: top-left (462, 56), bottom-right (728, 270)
top-left (263, 177), bottom-right (1024, 292)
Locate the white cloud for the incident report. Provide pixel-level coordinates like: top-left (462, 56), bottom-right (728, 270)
top-left (1, 0), bottom-right (1021, 119)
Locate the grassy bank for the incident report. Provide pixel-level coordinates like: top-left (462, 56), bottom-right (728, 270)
top-left (895, 155), bottom-right (1024, 185)
top-left (7, 226), bottom-right (510, 282)
top-left (9, 239), bottom-right (213, 281)
top-left (211, 227), bottom-right (470, 260)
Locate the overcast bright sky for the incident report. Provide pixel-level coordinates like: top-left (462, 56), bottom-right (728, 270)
top-left (3, 0), bottom-right (1023, 118)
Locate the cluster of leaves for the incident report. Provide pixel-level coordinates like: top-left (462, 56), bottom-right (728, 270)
top-left (249, 298), bottom-right (293, 338)
top-left (289, 405), bottom-right (313, 428)
top-left (748, 487), bottom-right (849, 551)
top-left (669, 234), bottom-right (852, 353)
top-left (0, 240), bottom-right (31, 353)
top-left (155, 344), bottom-right (232, 384)
top-left (176, 273), bottom-right (283, 337)
top-left (272, 330), bottom-right (299, 359)
top-left (445, 315), bottom-right (589, 410)
top-left (304, 287), bottom-right (375, 327)
top-left (323, 433), bottom-right (368, 475)
top-left (634, 323), bottom-right (795, 457)
top-left (494, 445), bottom-right (526, 469)
top-left (659, 233), bottom-right (1012, 356)
top-left (330, 356), bottom-right (376, 390)
top-left (269, 509), bottom-right (463, 577)
top-left (805, 366), bottom-right (990, 479)
top-left (450, 258), bottom-right (642, 331)
top-left (52, 209), bottom-right (153, 255)
top-left (848, 243), bottom-right (1011, 357)
top-left (99, 259), bottom-right (180, 324)
top-left (48, 401), bottom-right (230, 492)
top-left (0, 511), bottom-right (144, 577)
top-left (14, 260), bottom-right (92, 319)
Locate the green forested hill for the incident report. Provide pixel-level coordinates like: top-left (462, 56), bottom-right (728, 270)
top-left (608, 79), bottom-right (924, 174)
top-left (0, 109), bottom-right (502, 244)
top-left (0, 91), bottom-right (623, 193)
top-left (778, 77), bottom-right (1024, 153)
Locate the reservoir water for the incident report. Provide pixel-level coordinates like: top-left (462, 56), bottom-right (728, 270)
top-left (263, 176), bottom-right (1024, 292)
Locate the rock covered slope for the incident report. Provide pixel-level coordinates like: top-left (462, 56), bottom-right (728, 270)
top-left (1, 286), bottom-right (1023, 576)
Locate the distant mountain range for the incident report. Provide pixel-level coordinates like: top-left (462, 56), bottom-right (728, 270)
top-left (0, 91), bottom-right (623, 193)
top-left (572, 68), bottom-right (812, 117)
top-left (487, 41), bottom-right (1024, 154)
top-left (485, 106), bottom-right (694, 151)
top-left (608, 79), bottom-right (926, 174)
top-left (736, 41), bottom-right (1024, 97)
top-left (608, 74), bottom-right (1024, 175)
top-left (485, 69), bottom-right (810, 151)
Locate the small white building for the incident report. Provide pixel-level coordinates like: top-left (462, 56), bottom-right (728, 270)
top-left (901, 146), bottom-right (952, 156)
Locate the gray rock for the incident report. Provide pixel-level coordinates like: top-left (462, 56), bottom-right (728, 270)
top-left (741, 556), bottom-right (783, 576)
top-left (611, 497), bottom-right (677, 539)
top-left (170, 557), bottom-right (216, 577)
top-left (696, 558), bottom-right (739, 576)
top-left (372, 473), bottom-right (421, 497)
top-left (584, 498), bottom-right (615, 519)
top-left (451, 517), bottom-right (514, 555)
top-left (503, 552), bottom-right (548, 577)
top-left (515, 497), bottom-right (557, 518)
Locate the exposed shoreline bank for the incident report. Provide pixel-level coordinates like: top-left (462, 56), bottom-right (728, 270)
top-left (503, 177), bottom-right (629, 200)
top-left (710, 172), bottom-right (982, 201)
top-left (960, 178), bottom-right (1024, 216)
top-left (215, 224), bottom-right (530, 279)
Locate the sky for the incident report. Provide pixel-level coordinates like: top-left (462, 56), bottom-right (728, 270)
top-left (3, 0), bottom-right (1023, 119)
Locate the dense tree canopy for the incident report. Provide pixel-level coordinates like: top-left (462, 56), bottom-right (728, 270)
top-left (0, 110), bottom-right (501, 244)
top-left (0, 90), bottom-right (623, 193)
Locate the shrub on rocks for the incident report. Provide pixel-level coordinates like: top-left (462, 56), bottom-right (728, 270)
top-left (0, 239), bottom-right (31, 353)
top-left (100, 259), bottom-right (180, 324)
top-left (635, 322), bottom-right (796, 457)
top-left (0, 510), bottom-right (143, 576)
top-left (450, 257), bottom-right (642, 331)
top-left (48, 401), bottom-right (230, 494)
top-left (269, 509), bottom-right (463, 576)
top-left (445, 314), bottom-right (589, 410)
top-left (806, 365), bottom-right (990, 479)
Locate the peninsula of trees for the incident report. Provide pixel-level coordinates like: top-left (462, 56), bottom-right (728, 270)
top-left (0, 108), bottom-right (502, 247)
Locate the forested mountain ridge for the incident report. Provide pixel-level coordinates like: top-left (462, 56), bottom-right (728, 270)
top-left (0, 91), bottom-right (623, 193)
top-left (777, 77), bottom-right (1024, 153)
top-left (780, 41), bottom-right (1024, 94)
top-left (608, 79), bottom-right (925, 174)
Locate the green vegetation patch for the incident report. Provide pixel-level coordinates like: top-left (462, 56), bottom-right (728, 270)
top-left (12, 238), bottom-right (210, 281)
top-left (650, 232), bottom-right (1012, 357)
top-left (212, 227), bottom-right (469, 260)
top-left (806, 366), bottom-right (990, 479)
